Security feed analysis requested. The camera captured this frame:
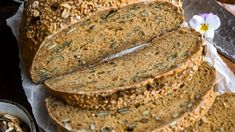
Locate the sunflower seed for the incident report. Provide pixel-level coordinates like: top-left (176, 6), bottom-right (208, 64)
top-left (61, 8), bottom-right (70, 18)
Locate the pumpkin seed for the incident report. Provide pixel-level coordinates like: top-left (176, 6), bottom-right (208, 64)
top-left (50, 40), bottom-right (72, 53)
top-left (39, 70), bottom-right (48, 81)
top-left (138, 31), bottom-right (145, 36)
top-left (155, 115), bottom-right (161, 121)
top-left (133, 27), bottom-right (140, 32)
top-left (120, 13), bottom-right (133, 22)
top-left (117, 107), bottom-right (130, 114)
top-left (131, 5), bottom-right (140, 10)
top-left (49, 55), bottom-right (64, 62)
top-left (172, 112), bottom-right (179, 118)
top-left (141, 110), bottom-right (150, 116)
top-left (77, 128), bottom-right (87, 132)
top-left (100, 126), bottom-right (115, 132)
top-left (167, 53), bottom-right (178, 61)
top-left (147, 83), bottom-right (155, 88)
top-left (61, 117), bottom-right (70, 123)
top-left (139, 74), bottom-right (152, 78)
top-left (81, 19), bottom-right (91, 26)
top-left (102, 10), bottom-right (117, 20)
top-left (154, 5), bottom-right (162, 11)
top-left (155, 16), bottom-right (162, 22)
top-left (140, 118), bottom-right (149, 124)
top-left (47, 43), bottom-right (58, 50)
top-left (215, 128), bottom-right (221, 132)
top-left (195, 93), bottom-right (201, 100)
top-left (89, 25), bottom-right (96, 30)
top-left (169, 120), bottom-right (177, 127)
top-left (140, 10), bottom-right (149, 17)
top-left (187, 103), bottom-right (193, 108)
top-left (66, 27), bottom-right (77, 35)
top-left (125, 123), bottom-right (136, 131)
top-left (180, 101), bottom-right (190, 110)
top-left (109, 62), bottom-right (116, 65)
top-left (95, 111), bottom-right (109, 117)
top-left (110, 41), bottom-right (117, 49)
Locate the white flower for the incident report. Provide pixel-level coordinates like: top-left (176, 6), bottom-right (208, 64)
top-left (189, 13), bottom-right (221, 39)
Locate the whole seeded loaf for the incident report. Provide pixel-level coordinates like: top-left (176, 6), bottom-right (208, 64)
top-left (45, 62), bottom-right (216, 132)
top-left (44, 28), bottom-right (204, 110)
top-left (20, 0), bottom-right (183, 83)
top-left (185, 93), bottom-right (235, 132)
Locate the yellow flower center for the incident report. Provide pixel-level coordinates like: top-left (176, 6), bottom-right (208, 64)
top-left (200, 23), bottom-right (208, 32)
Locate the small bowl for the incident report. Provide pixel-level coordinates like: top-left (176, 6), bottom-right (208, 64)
top-left (0, 99), bottom-right (36, 132)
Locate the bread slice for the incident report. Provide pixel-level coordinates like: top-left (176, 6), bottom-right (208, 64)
top-left (185, 93), bottom-right (235, 132)
top-left (20, 0), bottom-right (183, 83)
top-left (44, 28), bottom-right (204, 110)
top-left (45, 62), bottom-right (216, 131)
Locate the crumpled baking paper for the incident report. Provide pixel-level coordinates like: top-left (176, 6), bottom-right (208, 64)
top-left (6, 3), bottom-right (235, 131)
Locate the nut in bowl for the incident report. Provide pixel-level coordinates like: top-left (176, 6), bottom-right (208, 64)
top-left (0, 99), bottom-right (36, 132)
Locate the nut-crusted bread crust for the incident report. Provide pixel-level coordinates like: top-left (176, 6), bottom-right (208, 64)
top-left (20, 0), bottom-right (183, 83)
top-left (185, 93), bottom-right (235, 132)
top-left (44, 28), bottom-right (204, 110)
top-left (45, 62), bottom-right (216, 132)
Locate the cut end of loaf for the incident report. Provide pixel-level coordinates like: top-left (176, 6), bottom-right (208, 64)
top-left (43, 28), bottom-right (204, 110)
top-left (45, 62), bottom-right (216, 131)
top-left (28, 0), bottom-right (184, 83)
top-left (185, 93), bottom-right (235, 132)
top-left (45, 28), bottom-right (203, 93)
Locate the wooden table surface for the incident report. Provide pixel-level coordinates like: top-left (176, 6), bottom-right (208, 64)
top-left (0, 1), bottom-right (234, 131)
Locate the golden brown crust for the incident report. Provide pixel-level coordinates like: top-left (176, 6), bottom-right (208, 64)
top-left (19, 0), bottom-right (183, 83)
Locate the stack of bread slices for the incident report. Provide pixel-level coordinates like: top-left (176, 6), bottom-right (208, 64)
top-left (20, 0), bottom-right (235, 131)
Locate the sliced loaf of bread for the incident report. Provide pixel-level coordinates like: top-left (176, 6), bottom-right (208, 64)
top-left (45, 62), bottom-right (216, 132)
top-left (185, 93), bottom-right (235, 132)
top-left (44, 28), bottom-right (204, 110)
top-left (20, 0), bottom-right (183, 83)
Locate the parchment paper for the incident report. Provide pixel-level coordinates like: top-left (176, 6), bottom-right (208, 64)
top-left (6, 3), bottom-right (235, 131)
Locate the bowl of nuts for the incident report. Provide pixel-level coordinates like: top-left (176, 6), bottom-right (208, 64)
top-left (0, 99), bottom-right (36, 132)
